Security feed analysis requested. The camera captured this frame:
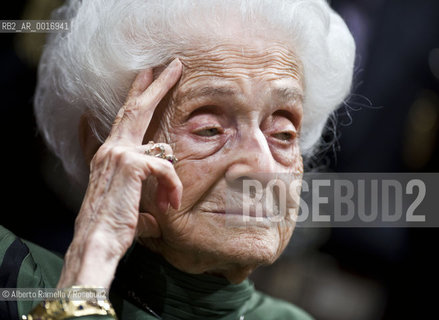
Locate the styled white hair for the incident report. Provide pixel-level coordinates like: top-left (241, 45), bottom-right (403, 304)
top-left (34, 0), bottom-right (355, 183)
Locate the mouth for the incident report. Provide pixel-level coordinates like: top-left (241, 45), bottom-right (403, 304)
top-left (202, 208), bottom-right (277, 228)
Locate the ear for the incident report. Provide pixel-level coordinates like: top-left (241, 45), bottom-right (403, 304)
top-left (78, 114), bottom-right (101, 165)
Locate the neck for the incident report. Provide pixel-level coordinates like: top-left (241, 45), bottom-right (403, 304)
top-left (112, 241), bottom-right (255, 319)
top-left (139, 238), bottom-right (258, 284)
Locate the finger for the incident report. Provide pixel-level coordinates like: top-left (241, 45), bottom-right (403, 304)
top-left (156, 186), bottom-right (170, 213)
top-left (109, 58), bottom-right (182, 144)
top-left (120, 152), bottom-right (182, 210)
top-left (145, 157), bottom-right (183, 210)
top-left (129, 69), bottom-right (154, 98)
top-left (91, 146), bottom-right (181, 211)
top-left (111, 69), bottom-right (154, 130)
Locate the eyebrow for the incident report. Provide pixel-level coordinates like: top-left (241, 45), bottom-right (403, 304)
top-left (271, 87), bottom-right (304, 103)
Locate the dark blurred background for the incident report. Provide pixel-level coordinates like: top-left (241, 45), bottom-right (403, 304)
top-left (1, 0), bottom-right (438, 319)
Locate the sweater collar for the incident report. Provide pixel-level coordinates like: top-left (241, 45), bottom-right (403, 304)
top-left (113, 241), bottom-right (254, 319)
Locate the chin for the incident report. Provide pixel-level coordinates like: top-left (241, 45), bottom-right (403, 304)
top-left (141, 209), bottom-right (294, 283)
top-left (176, 217), bottom-right (292, 276)
top-left (201, 211), bottom-right (294, 263)
top-left (215, 229), bottom-right (284, 265)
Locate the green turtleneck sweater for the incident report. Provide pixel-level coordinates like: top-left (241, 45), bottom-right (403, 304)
top-left (0, 226), bottom-right (313, 319)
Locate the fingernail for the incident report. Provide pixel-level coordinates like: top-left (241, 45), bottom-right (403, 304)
top-left (169, 58), bottom-right (181, 70)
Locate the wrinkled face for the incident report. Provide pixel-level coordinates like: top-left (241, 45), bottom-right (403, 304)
top-left (140, 40), bottom-right (304, 282)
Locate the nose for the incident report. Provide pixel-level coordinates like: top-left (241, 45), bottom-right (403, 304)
top-left (224, 127), bottom-right (276, 189)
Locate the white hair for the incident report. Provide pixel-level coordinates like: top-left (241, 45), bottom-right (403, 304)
top-left (34, 0), bottom-right (355, 183)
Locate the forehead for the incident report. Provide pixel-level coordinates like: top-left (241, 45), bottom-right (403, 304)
top-left (174, 42), bottom-right (303, 100)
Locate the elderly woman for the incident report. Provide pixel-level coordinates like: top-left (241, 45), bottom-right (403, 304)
top-left (0, 0), bottom-right (354, 319)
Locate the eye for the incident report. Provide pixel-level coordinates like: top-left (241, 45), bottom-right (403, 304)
top-left (272, 131), bottom-right (295, 141)
top-left (264, 111), bottom-right (297, 144)
top-left (194, 127), bottom-right (223, 137)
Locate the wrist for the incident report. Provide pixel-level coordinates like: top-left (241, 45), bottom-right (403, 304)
top-left (57, 230), bottom-right (123, 288)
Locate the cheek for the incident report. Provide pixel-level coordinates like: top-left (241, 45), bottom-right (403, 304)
top-left (175, 160), bottom-right (215, 208)
top-left (263, 139), bottom-right (303, 176)
top-left (276, 223), bottom-right (295, 256)
top-left (172, 149), bottom-right (226, 212)
top-left (166, 124), bottom-right (228, 202)
top-left (173, 132), bottom-right (224, 160)
top-left (291, 146), bottom-right (304, 173)
top-left (269, 140), bottom-right (302, 168)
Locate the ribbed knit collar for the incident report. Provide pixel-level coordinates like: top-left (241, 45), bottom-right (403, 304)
top-left (112, 242), bottom-right (254, 320)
